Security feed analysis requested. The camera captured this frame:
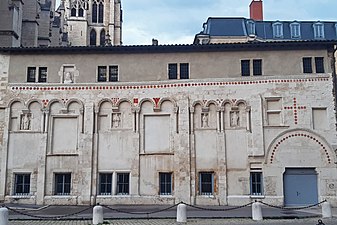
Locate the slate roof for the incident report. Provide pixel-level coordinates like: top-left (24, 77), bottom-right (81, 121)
top-left (196, 17), bottom-right (337, 41)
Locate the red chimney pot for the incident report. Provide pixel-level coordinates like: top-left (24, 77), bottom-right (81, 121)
top-left (250, 0), bottom-right (263, 21)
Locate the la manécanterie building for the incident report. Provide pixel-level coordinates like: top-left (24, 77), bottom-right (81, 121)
top-left (0, 0), bottom-right (336, 207)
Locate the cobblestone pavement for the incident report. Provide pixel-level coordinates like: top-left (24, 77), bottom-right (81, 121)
top-left (8, 218), bottom-right (337, 225)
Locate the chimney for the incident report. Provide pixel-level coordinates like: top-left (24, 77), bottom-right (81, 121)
top-left (152, 38), bottom-right (158, 46)
top-left (250, 0), bottom-right (263, 21)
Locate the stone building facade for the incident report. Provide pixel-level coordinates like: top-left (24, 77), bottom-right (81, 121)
top-left (0, 41), bottom-right (336, 206)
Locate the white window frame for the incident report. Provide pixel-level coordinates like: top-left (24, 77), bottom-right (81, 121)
top-left (247, 20), bottom-right (256, 35)
top-left (250, 170), bottom-right (263, 196)
top-left (313, 22), bottom-right (324, 39)
top-left (272, 22), bottom-right (283, 38)
top-left (265, 97), bottom-right (283, 126)
top-left (290, 22), bottom-right (301, 38)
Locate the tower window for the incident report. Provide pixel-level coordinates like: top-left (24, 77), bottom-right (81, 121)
top-left (92, 2), bottom-right (97, 23)
top-left (71, 8), bottom-right (76, 17)
top-left (90, 29), bottom-right (97, 46)
top-left (100, 29), bottom-right (106, 46)
top-left (78, 8), bottom-right (84, 17)
top-left (98, 2), bottom-right (104, 23)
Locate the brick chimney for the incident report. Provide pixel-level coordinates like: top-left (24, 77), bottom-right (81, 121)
top-left (250, 0), bottom-right (263, 21)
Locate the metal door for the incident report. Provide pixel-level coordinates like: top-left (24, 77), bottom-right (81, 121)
top-left (283, 168), bottom-right (318, 206)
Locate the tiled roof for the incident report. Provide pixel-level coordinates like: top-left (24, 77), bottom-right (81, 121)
top-left (197, 17), bottom-right (337, 41)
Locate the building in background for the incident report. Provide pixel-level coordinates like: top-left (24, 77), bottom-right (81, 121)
top-left (0, 0), bottom-right (122, 47)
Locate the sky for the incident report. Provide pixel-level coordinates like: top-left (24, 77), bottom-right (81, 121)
top-left (55, 0), bottom-right (337, 45)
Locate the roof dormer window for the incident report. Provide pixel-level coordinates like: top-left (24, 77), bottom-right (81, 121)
top-left (313, 22), bottom-right (324, 39)
top-left (290, 22), bottom-right (301, 39)
top-left (272, 22), bottom-right (283, 38)
top-left (247, 20), bottom-right (256, 35)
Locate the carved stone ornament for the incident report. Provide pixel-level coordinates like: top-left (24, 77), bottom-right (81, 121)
top-left (230, 111), bottom-right (239, 127)
top-left (112, 113), bottom-right (121, 128)
top-left (201, 113), bottom-right (209, 128)
top-left (20, 113), bottom-right (31, 130)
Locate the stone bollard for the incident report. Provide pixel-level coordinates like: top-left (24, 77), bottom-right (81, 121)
top-left (252, 202), bottom-right (263, 221)
top-left (93, 205), bottom-right (104, 225)
top-left (0, 207), bottom-right (8, 225)
top-left (176, 203), bottom-right (187, 223)
top-left (322, 201), bottom-right (332, 218)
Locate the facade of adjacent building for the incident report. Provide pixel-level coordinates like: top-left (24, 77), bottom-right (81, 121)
top-left (0, 41), bottom-right (336, 206)
top-left (0, 0), bottom-right (122, 47)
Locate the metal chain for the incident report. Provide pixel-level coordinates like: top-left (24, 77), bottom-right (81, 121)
top-left (11, 205), bottom-right (51, 212)
top-left (258, 200), bottom-right (326, 210)
top-left (181, 202), bottom-right (253, 211)
top-left (102, 203), bottom-right (180, 215)
top-left (4, 205), bottom-right (93, 220)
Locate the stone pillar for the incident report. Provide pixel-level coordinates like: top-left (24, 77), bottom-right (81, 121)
top-left (93, 205), bottom-right (103, 225)
top-left (176, 203), bottom-right (187, 223)
top-left (252, 202), bottom-right (263, 221)
top-left (0, 207), bottom-right (8, 225)
top-left (322, 201), bottom-right (332, 218)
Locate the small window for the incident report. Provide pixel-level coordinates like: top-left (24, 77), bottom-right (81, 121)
top-left (71, 8), bottom-right (76, 17)
top-left (117, 173), bottom-right (129, 195)
top-left (99, 173), bottom-right (112, 195)
top-left (97, 66), bottom-right (107, 82)
top-left (250, 172), bottom-right (263, 196)
top-left (265, 98), bottom-right (282, 126)
top-left (168, 63), bottom-right (178, 79)
top-left (78, 8), bottom-right (84, 17)
top-left (303, 57), bottom-right (313, 73)
top-left (98, 2), bottom-right (104, 23)
top-left (180, 63), bottom-right (189, 79)
top-left (253, 59), bottom-right (262, 76)
top-left (313, 22), bottom-right (324, 39)
top-left (92, 2), bottom-right (98, 23)
top-left (241, 60), bottom-right (250, 76)
top-left (55, 173), bottom-right (71, 195)
top-left (273, 22), bottom-right (283, 38)
top-left (315, 57), bottom-right (324, 73)
top-left (90, 29), bottom-right (97, 46)
top-left (109, 65), bottom-right (118, 82)
top-left (27, 67), bottom-right (36, 82)
top-left (159, 172), bottom-right (172, 195)
top-left (38, 67), bottom-right (47, 82)
top-left (247, 20), bottom-right (255, 35)
top-left (199, 172), bottom-right (214, 195)
top-left (14, 174), bottom-right (30, 195)
top-left (290, 22), bottom-right (301, 38)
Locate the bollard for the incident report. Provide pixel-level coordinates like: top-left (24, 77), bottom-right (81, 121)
top-left (322, 201), bottom-right (332, 218)
top-left (252, 202), bottom-right (263, 221)
top-left (0, 207), bottom-right (8, 225)
top-left (176, 203), bottom-right (187, 223)
top-left (93, 205), bottom-right (103, 225)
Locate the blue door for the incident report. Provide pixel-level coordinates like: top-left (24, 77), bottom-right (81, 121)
top-left (283, 168), bottom-right (318, 206)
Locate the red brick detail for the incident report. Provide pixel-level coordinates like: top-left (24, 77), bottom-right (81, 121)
top-left (284, 98), bottom-right (306, 125)
top-left (270, 133), bottom-right (331, 164)
top-left (153, 98), bottom-right (160, 107)
top-left (133, 98), bottom-right (139, 105)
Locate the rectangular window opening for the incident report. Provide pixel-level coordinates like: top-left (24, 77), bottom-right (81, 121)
top-left (55, 173), bottom-right (71, 195)
top-left (27, 67), bottom-right (36, 82)
top-left (159, 172), bottom-right (172, 195)
top-left (303, 57), bottom-right (313, 73)
top-left (199, 172), bottom-right (214, 195)
top-left (117, 173), bottom-right (130, 195)
top-left (241, 60), bottom-right (250, 76)
top-left (38, 67), bottom-right (47, 82)
top-left (99, 173), bottom-right (112, 195)
top-left (250, 172), bottom-right (263, 196)
top-left (98, 66), bottom-right (107, 82)
top-left (109, 65), bottom-right (118, 82)
top-left (180, 63), bottom-right (189, 79)
top-left (14, 174), bottom-right (30, 195)
top-left (168, 63), bottom-right (178, 79)
top-left (253, 59), bottom-right (262, 76)
top-left (315, 57), bottom-right (324, 73)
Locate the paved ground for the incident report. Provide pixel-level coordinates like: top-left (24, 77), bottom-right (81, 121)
top-left (7, 218), bottom-right (337, 225)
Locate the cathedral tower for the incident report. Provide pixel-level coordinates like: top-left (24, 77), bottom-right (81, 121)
top-left (64, 0), bottom-right (122, 46)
